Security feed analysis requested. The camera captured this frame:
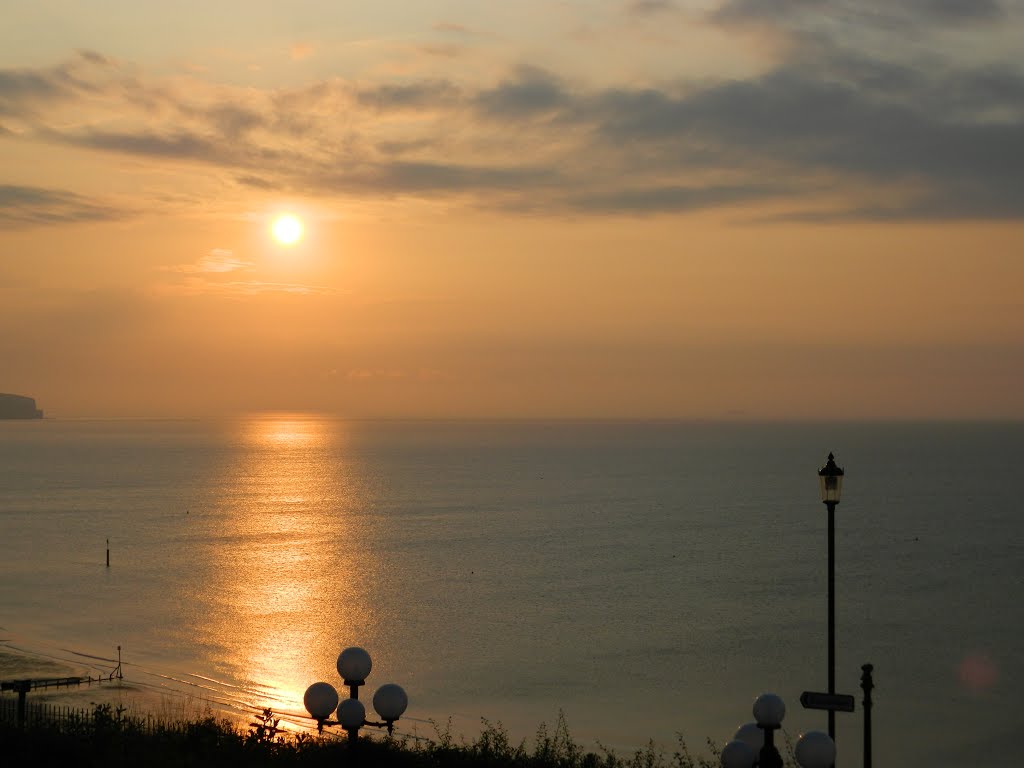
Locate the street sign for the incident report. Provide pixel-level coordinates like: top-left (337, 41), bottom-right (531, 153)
top-left (800, 691), bottom-right (855, 712)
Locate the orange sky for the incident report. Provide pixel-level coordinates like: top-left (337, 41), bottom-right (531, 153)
top-left (2, 2), bottom-right (1022, 418)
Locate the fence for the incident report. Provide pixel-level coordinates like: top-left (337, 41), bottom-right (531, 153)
top-left (0, 694), bottom-right (191, 735)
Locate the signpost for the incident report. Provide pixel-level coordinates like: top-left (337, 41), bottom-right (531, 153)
top-left (860, 665), bottom-right (874, 768)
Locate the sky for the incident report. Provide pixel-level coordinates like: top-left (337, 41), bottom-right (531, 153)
top-left (1, 0), bottom-right (1023, 419)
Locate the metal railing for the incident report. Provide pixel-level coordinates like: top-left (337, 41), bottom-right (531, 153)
top-left (0, 696), bottom-right (191, 735)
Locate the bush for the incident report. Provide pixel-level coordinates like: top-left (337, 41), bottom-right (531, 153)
top-left (0, 703), bottom-right (739, 768)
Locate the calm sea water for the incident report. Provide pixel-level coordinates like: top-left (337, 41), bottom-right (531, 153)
top-left (0, 418), bottom-right (1020, 767)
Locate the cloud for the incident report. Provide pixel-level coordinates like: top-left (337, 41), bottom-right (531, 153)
top-left (157, 249), bottom-right (332, 297)
top-left (567, 182), bottom-right (791, 214)
top-left (374, 138), bottom-right (441, 157)
top-left (418, 44), bottom-right (464, 59)
top-left (310, 160), bottom-right (559, 196)
top-left (433, 21), bottom-right (471, 35)
top-left (166, 249), bottom-right (253, 274)
top-left (0, 50), bottom-right (118, 117)
top-left (159, 275), bottom-right (332, 297)
top-left (474, 67), bottom-right (570, 119)
top-left (53, 128), bottom-right (236, 163)
top-left (75, 49), bottom-right (111, 66)
top-left (206, 103), bottom-right (266, 138)
top-left (5, 36), bottom-right (1024, 220)
top-left (581, 57), bottom-right (1024, 217)
top-left (290, 43), bottom-right (315, 61)
top-left (0, 68), bottom-right (66, 112)
top-left (158, 250), bottom-right (335, 298)
top-left (919, 0), bottom-right (1004, 22)
top-left (235, 174), bottom-right (280, 190)
top-left (218, 281), bottom-right (333, 296)
top-left (355, 80), bottom-right (461, 111)
top-left (712, 0), bottom-right (1005, 27)
top-left (0, 184), bottom-right (125, 228)
top-left (625, 0), bottom-right (678, 16)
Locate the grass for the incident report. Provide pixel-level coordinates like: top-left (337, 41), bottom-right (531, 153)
top-left (1, 702), bottom-right (798, 768)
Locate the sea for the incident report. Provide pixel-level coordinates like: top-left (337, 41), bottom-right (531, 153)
top-left (0, 418), bottom-right (1020, 767)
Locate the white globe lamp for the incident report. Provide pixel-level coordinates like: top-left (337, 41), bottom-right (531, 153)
top-left (721, 739), bottom-right (756, 768)
top-left (337, 646), bottom-right (373, 685)
top-left (373, 683), bottom-right (409, 722)
top-left (303, 682), bottom-right (339, 722)
top-left (338, 697), bottom-right (366, 731)
top-left (732, 722), bottom-right (763, 756)
top-left (795, 730), bottom-right (836, 768)
top-left (752, 693), bottom-right (786, 728)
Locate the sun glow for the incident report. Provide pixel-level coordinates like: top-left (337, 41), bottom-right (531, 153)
top-left (271, 214), bottom-right (304, 245)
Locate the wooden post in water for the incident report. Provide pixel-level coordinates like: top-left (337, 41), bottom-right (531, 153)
top-left (15, 681), bottom-right (29, 727)
top-left (106, 538), bottom-right (110, 568)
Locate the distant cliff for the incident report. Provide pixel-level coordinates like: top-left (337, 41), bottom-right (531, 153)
top-left (0, 393), bottom-right (43, 419)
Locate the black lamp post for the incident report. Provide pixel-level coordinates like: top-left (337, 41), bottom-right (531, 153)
top-left (721, 693), bottom-right (836, 768)
top-left (752, 693), bottom-right (786, 768)
top-left (817, 453), bottom-right (844, 751)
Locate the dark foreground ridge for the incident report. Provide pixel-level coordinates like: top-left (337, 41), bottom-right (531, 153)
top-left (0, 392), bottom-right (43, 419)
top-left (0, 703), bottom-right (734, 768)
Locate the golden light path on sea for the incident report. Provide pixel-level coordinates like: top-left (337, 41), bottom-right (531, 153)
top-left (198, 415), bottom-right (374, 729)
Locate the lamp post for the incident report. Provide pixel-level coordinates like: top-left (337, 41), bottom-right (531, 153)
top-left (817, 452), bottom-right (844, 749)
top-left (721, 693), bottom-right (836, 768)
top-left (303, 646), bottom-right (409, 744)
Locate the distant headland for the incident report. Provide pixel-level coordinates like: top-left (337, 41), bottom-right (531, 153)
top-left (0, 393), bottom-right (44, 419)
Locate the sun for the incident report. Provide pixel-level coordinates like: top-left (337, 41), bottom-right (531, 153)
top-left (271, 214), bottom-right (304, 245)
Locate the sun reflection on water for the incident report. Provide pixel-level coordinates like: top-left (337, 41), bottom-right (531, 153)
top-left (197, 415), bottom-right (377, 724)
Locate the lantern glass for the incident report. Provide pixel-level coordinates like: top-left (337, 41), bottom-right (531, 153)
top-left (819, 474), bottom-right (843, 503)
top-left (818, 453), bottom-right (844, 504)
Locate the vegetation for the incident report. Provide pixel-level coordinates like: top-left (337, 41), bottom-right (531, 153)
top-left (0, 703), bottom-right (740, 768)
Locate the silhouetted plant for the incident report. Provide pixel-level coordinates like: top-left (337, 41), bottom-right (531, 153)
top-left (247, 707), bottom-right (283, 744)
top-left (0, 699), bottom-right (741, 768)
top-left (475, 718), bottom-right (524, 763)
top-left (429, 716), bottom-right (456, 750)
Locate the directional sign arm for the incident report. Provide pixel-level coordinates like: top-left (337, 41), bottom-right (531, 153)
top-left (800, 691), bottom-right (855, 712)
